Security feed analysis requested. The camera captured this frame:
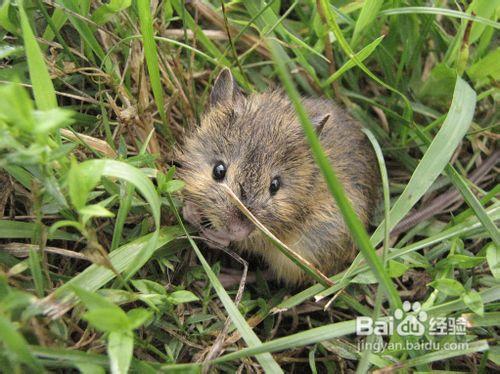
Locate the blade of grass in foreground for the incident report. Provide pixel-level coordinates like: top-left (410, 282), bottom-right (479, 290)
top-left (137, 0), bottom-right (170, 137)
top-left (357, 128), bottom-right (391, 374)
top-left (212, 320), bottom-right (356, 364)
top-left (18, 1), bottom-right (57, 110)
top-left (265, 36), bottom-right (401, 310)
top-left (370, 77), bottom-right (476, 245)
top-left (166, 194), bottom-right (282, 373)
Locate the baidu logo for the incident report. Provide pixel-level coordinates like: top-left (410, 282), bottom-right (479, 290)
top-left (356, 300), bottom-right (466, 337)
top-left (394, 301), bottom-right (427, 336)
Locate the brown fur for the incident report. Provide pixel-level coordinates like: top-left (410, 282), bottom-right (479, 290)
top-left (176, 69), bottom-right (379, 285)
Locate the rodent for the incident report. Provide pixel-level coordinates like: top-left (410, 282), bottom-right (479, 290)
top-left (176, 68), bottom-right (379, 285)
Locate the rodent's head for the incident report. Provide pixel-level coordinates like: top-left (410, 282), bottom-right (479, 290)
top-left (177, 69), bottom-right (329, 243)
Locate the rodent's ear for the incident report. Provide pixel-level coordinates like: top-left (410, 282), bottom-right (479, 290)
top-left (210, 68), bottom-right (240, 107)
top-left (312, 113), bottom-right (330, 136)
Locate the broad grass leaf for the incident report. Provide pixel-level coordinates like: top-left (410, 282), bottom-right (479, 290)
top-left (164, 180), bottom-right (185, 193)
top-left (387, 260), bottom-right (409, 278)
top-left (0, 84), bottom-right (34, 131)
top-left (0, 0), bottom-right (18, 35)
top-left (127, 308), bottom-right (152, 329)
top-left (441, 255), bottom-right (486, 269)
top-left (83, 308), bottom-right (130, 332)
top-left (80, 159), bottom-right (161, 227)
top-left (351, 271), bottom-right (377, 284)
top-left (131, 279), bottom-right (167, 295)
top-left (489, 346), bottom-right (500, 365)
top-left (168, 290), bottom-right (199, 305)
top-left (428, 279), bottom-right (465, 296)
top-left (417, 63), bottom-right (456, 105)
top-left (68, 159), bottom-right (104, 210)
top-left (72, 286), bottom-right (121, 311)
top-left (76, 363), bottom-right (106, 374)
top-left (463, 290), bottom-right (484, 316)
top-left (0, 45), bottom-right (23, 59)
top-left (79, 204), bottom-right (115, 218)
top-left (469, 0), bottom-right (499, 43)
top-left (33, 108), bottom-right (74, 134)
top-left (372, 77), bottom-right (476, 245)
top-left (467, 47), bottom-right (500, 88)
top-left (108, 331), bottom-right (134, 374)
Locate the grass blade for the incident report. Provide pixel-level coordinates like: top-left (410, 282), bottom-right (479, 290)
top-left (351, 0), bottom-right (383, 47)
top-left (322, 35), bottom-right (385, 87)
top-left (136, 0), bottom-right (170, 137)
top-left (18, 1), bottom-right (57, 110)
top-left (0, 220), bottom-right (77, 240)
top-left (213, 320), bottom-right (356, 363)
top-left (110, 183), bottom-right (134, 251)
top-left (108, 331), bottom-right (133, 374)
top-left (371, 77), bottom-right (476, 245)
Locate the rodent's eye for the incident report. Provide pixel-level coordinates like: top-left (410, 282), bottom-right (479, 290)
top-left (212, 161), bottom-right (227, 181)
top-left (269, 176), bottom-right (281, 196)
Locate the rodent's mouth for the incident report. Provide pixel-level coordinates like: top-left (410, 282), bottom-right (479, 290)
top-left (182, 201), bottom-right (254, 247)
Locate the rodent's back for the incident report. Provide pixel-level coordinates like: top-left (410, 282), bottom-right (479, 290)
top-left (304, 97), bottom-right (379, 226)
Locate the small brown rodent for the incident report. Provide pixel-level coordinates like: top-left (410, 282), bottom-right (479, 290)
top-left (177, 68), bottom-right (379, 285)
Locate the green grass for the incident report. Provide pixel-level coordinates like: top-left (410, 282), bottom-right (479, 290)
top-left (0, 0), bottom-right (499, 372)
